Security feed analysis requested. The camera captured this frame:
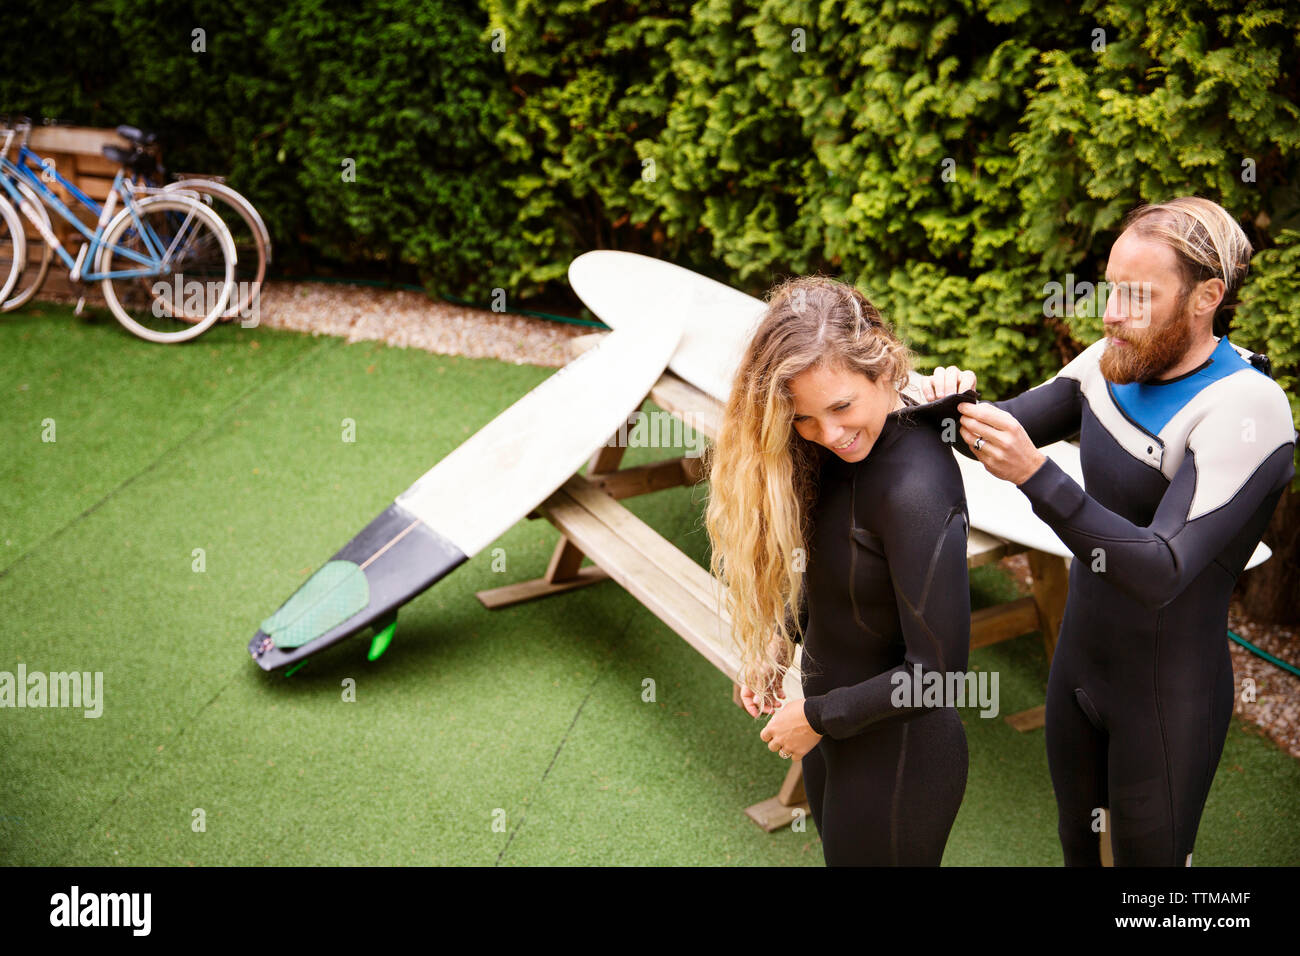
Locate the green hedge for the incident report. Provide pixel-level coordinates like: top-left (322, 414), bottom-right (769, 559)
top-left (2, 0), bottom-right (1297, 422)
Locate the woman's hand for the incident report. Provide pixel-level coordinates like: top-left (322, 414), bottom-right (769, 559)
top-left (740, 664), bottom-right (785, 717)
top-left (759, 698), bottom-right (823, 760)
top-left (740, 628), bottom-right (795, 717)
top-left (920, 366), bottom-right (978, 402)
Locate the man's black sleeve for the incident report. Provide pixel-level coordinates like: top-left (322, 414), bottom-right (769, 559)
top-left (951, 375), bottom-right (1085, 460)
top-left (1017, 406), bottom-right (1295, 609)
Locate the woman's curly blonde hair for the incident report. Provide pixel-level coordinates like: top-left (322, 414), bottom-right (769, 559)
top-left (703, 275), bottom-right (912, 712)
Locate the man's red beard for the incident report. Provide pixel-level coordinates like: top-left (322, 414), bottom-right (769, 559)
top-left (1098, 297), bottom-right (1194, 385)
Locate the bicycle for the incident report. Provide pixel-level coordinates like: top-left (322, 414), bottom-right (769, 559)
top-left (0, 191), bottom-right (25, 305)
top-left (112, 124), bottom-right (270, 323)
top-left (0, 120), bottom-right (237, 343)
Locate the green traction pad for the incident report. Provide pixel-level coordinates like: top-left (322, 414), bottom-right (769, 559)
top-left (260, 560), bottom-right (370, 649)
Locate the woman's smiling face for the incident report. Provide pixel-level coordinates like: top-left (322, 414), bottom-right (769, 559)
top-left (788, 362), bottom-right (901, 462)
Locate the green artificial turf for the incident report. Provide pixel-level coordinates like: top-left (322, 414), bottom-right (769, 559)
top-left (1, 303), bottom-right (1297, 866)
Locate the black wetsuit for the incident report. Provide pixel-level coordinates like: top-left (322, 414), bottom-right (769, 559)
top-left (794, 391), bottom-right (974, 866)
top-left (957, 336), bottom-right (1295, 865)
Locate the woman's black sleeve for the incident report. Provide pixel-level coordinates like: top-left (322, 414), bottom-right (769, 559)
top-left (801, 457), bottom-right (971, 738)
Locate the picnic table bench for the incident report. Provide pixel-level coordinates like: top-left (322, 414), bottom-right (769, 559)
top-left (476, 331), bottom-right (1069, 832)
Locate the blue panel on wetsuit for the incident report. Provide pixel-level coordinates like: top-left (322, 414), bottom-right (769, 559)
top-left (1108, 336), bottom-right (1260, 437)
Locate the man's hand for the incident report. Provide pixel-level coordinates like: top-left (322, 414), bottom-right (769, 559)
top-left (920, 366), bottom-right (978, 402)
top-left (958, 401), bottom-right (1047, 485)
top-left (758, 698), bottom-right (822, 760)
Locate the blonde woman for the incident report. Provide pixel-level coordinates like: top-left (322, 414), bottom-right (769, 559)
top-left (706, 276), bottom-right (974, 866)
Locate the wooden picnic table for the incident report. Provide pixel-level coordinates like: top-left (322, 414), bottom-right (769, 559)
top-left (476, 332), bottom-right (1070, 832)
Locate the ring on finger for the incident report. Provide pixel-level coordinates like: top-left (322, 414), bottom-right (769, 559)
top-left (779, 750), bottom-right (791, 759)
top-left (973, 436), bottom-right (985, 451)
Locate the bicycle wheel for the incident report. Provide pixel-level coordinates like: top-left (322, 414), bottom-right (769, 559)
top-left (96, 195), bottom-right (235, 344)
top-left (0, 193), bottom-right (25, 307)
top-left (166, 179), bottom-right (269, 322)
top-left (2, 179), bottom-right (53, 312)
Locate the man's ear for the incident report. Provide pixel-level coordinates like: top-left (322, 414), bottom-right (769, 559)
top-left (1192, 277), bottom-right (1226, 320)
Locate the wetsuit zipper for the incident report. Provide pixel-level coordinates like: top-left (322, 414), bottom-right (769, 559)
top-left (1105, 380), bottom-right (1167, 448)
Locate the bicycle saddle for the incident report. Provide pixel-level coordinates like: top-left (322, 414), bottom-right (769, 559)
top-left (116, 125), bottom-right (158, 146)
top-left (102, 144), bottom-right (162, 176)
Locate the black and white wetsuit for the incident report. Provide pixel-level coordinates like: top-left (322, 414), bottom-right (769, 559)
top-left (960, 335), bottom-right (1295, 865)
top-left (794, 392), bottom-right (974, 866)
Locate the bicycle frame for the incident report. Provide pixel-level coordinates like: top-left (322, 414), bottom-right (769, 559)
top-left (0, 128), bottom-right (197, 283)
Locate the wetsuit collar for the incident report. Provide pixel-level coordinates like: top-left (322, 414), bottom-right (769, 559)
top-left (1141, 334), bottom-right (1231, 386)
top-left (873, 388), bottom-right (978, 453)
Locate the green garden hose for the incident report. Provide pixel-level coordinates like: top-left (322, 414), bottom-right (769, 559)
top-left (1228, 628), bottom-right (1300, 679)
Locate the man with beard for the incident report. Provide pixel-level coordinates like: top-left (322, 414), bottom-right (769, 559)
top-left (922, 196), bottom-right (1296, 865)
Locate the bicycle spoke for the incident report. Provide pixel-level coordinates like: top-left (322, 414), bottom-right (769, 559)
top-left (158, 206), bottom-right (201, 265)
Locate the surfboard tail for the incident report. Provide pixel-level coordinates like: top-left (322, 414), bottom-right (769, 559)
top-left (248, 503), bottom-right (468, 672)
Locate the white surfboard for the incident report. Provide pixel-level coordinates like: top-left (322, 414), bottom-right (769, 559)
top-left (567, 250), bottom-right (1272, 571)
top-left (249, 315), bottom-right (685, 671)
top-left (569, 250), bottom-right (765, 404)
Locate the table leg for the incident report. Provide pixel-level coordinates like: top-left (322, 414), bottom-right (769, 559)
top-left (476, 412), bottom-right (637, 608)
top-left (1027, 550), bottom-right (1070, 662)
top-left (1003, 550), bottom-right (1071, 732)
top-left (744, 761), bottom-right (811, 832)
top-left (540, 416), bottom-right (637, 584)
top-left (734, 683), bottom-right (812, 831)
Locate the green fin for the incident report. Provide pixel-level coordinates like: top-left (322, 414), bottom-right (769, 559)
top-left (368, 615), bottom-right (397, 661)
top-left (261, 560), bottom-right (370, 649)
top-left (284, 660), bottom-right (308, 677)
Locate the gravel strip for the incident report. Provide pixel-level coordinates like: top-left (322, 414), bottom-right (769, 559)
top-left (255, 281), bottom-right (592, 367)
top-left (36, 278), bottom-right (593, 368)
